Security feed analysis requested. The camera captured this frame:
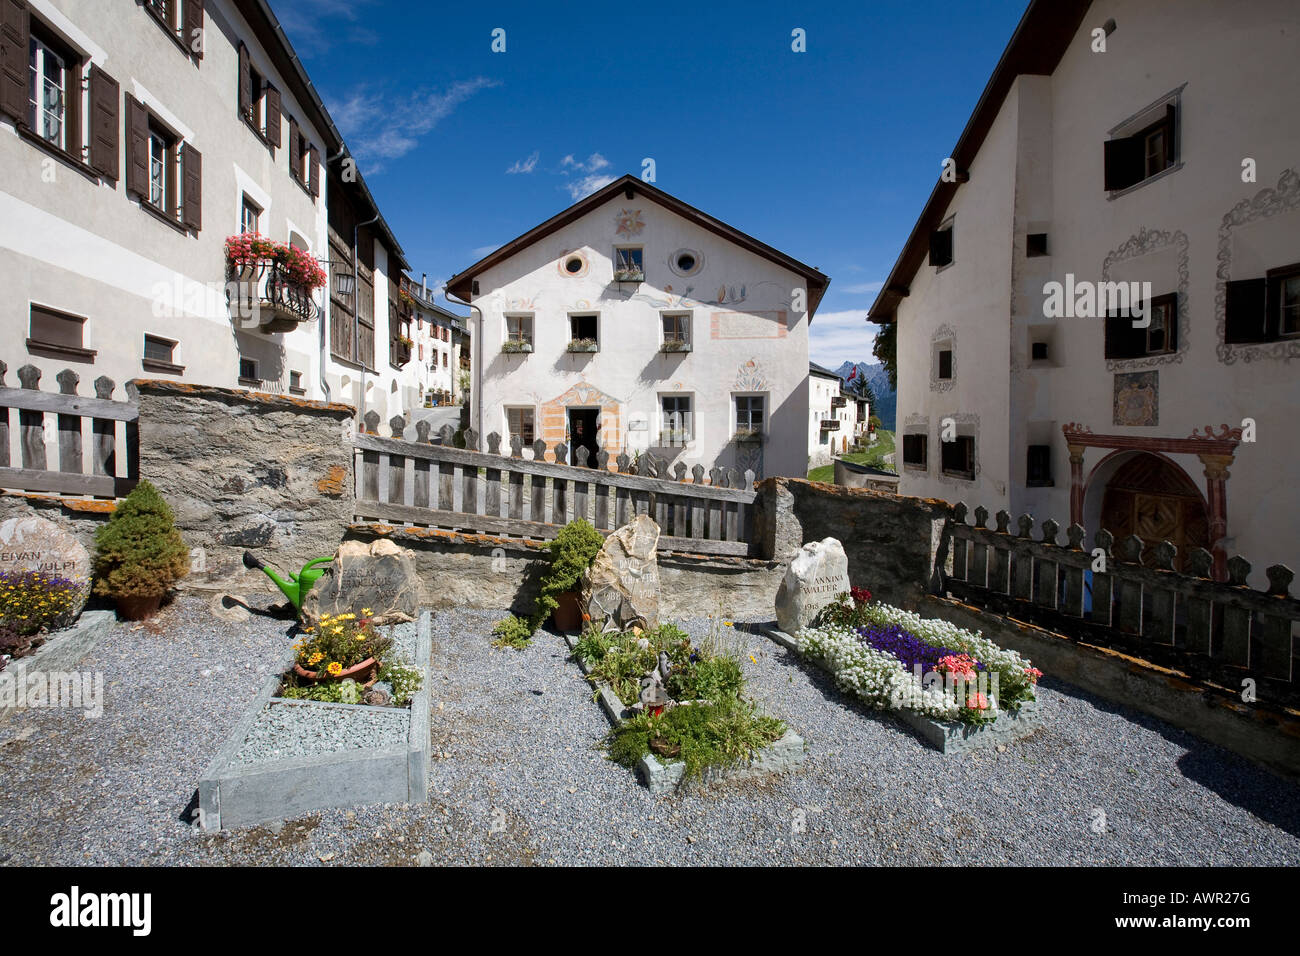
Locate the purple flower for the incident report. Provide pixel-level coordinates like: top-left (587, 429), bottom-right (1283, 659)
top-left (854, 623), bottom-right (986, 674)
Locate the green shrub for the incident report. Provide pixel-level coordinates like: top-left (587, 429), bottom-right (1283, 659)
top-left (607, 697), bottom-right (786, 780)
top-left (491, 518), bottom-right (603, 647)
top-left (575, 622), bottom-right (694, 706)
top-left (92, 480), bottom-right (189, 599)
top-left (666, 655), bottom-right (743, 703)
top-left (376, 658), bottom-right (423, 706)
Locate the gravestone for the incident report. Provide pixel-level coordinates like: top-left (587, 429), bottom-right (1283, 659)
top-left (583, 514), bottom-right (660, 631)
top-left (302, 538), bottom-right (421, 626)
top-left (775, 537), bottom-right (849, 634)
top-left (0, 515), bottom-right (92, 623)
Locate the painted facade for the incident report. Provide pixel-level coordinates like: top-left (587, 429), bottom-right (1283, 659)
top-left (450, 179), bottom-right (826, 479)
top-left (0, 0), bottom-right (419, 417)
top-left (875, 0), bottom-right (1300, 583)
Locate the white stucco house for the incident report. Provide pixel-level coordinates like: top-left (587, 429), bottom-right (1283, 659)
top-left (869, 0), bottom-right (1300, 583)
top-left (446, 175), bottom-right (829, 479)
top-left (399, 273), bottom-right (469, 406)
top-left (808, 361), bottom-right (863, 468)
top-left (0, 0), bottom-right (420, 417)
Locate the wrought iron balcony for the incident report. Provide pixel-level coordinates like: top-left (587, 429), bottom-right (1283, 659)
top-left (820, 418), bottom-right (841, 431)
top-left (227, 260), bottom-right (317, 333)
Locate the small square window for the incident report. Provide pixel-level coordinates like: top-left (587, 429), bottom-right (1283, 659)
top-left (929, 224), bottom-right (953, 268)
top-left (1027, 233), bottom-right (1049, 257)
top-left (289, 370), bottom-right (304, 394)
top-left (734, 395), bottom-right (764, 437)
top-left (569, 313), bottom-right (598, 345)
top-left (238, 357), bottom-right (258, 382)
top-left (504, 314), bottom-right (533, 349)
top-left (143, 334), bottom-right (178, 367)
top-left (661, 312), bottom-right (691, 349)
top-left (614, 247), bottom-right (643, 279)
top-left (240, 194), bottom-right (261, 234)
top-left (941, 434), bottom-right (975, 480)
top-left (506, 407), bottom-right (535, 445)
top-left (29, 305), bottom-right (91, 357)
top-left (1031, 341), bottom-right (1049, 362)
top-left (661, 395), bottom-right (693, 444)
top-left (902, 433), bottom-right (927, 468)
top-left (1027, 444), bottom-right (1053, 486)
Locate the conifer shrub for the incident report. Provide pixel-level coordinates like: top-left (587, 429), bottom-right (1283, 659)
top-left (92, 480), bottom-right (190, 600)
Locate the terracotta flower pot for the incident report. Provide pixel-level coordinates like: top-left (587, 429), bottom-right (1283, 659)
top-left (293, 656), bottom-right (379, 685)
top-left (551, 590), bottom-right (583, 633)
top-left (116, 594), bottom-right (163, 620)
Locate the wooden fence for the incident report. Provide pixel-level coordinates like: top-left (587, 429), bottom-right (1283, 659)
top-left (942, 502), bottom-right (1299, 706)
top-left (0, 362), bottom-right (139, 499)
top-left (352, 412), bottom-right (758, 556)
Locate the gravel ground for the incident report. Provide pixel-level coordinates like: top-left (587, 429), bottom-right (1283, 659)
top-left (0, 595), bottom-right (1297, 866)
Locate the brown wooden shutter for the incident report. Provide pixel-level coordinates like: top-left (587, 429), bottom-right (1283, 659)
top-left (1104, 135), bottom-right (1143, 191)
top-left (181, 141), bottom-right (201, 230)
top-left (183, 0), bottom-right (203, 59)
top-left (238, 42), bottom-right (251, 121)
top-left (308, 143), bottom-right (319, 197)
top-left (88, 65), bottom-right (119, 181)
top-left (1225, 278), bottom-right (1267, 344)
top-left (289, 116), bottom-right (301, 182)
top-left (124, 95), bottom-right (150, 199)
top-left (0, 0), bottom-right (28, 124)
top-left (265, 84), bottom-right (280, 147)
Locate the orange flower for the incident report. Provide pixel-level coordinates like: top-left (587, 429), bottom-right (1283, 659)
top-left (326, 661), bottom-right (343, 677)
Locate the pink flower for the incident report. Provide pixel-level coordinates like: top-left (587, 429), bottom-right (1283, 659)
top-left (1024, 666), bottom-right (1043, 682)
top-left (966, 692), bottom-right (990, 710)
top-left (937, 653), bottom-right (979, 682)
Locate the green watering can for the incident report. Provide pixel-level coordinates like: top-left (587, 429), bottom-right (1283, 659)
top-left (243, 551), bottom-right (333, 613)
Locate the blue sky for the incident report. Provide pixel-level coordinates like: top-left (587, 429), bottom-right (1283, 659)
top-left (278, 0), bottom-right (1030, 369)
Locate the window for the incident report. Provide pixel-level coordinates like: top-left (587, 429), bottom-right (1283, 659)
top-left (237, 43), bottom-right (279, 146)
top-left (1027, 444), bottom-right (1053, 486)
top-left (1105, 293), bottom-right (1177, 359)
top-left (1105, 103), bottom-right (1176, 192)
top-left (247, 64), bottom-right (265, 130)
top-left (238, 357), bottom-right (258, 383)
top-left (902, 433), bottom-right (927, 469)
top-left (734, 395), bottom-right (764, 438)
top-left (661, 312), bottom-right (691, 350)
top-left (1228, 263), bottom-right (1300, 344)
top-left (614, 246), bottom-right (643, 278)
top-left (504, 314), bottom-right (533, 350)
top-left (675, 252), bottom-right (696, 272)
top-left (938, 348), bottom-right (953, 380)
top-left (141, 334), bottom-right (183, 373)
top-left (1027, 233), bottom-right (1049, 257)
top-left (141, 0), bottom-right (203, 60)
top-left (125, 95), bottom-right (201, 231)
top-left (564, 255), bottom-right (584, 274)
top-left (506, 407), bottom-right (535, 446)
top-left (929, 223), bottom-right (953, 267)
top-left (240, 194), bottom-right (261, 234)
top-left (569, 313), bottom-right (598, 349)
top-left (287, 117), bottom-right (318, 197)
top-left (28, 31), bottom-right (70, 150)
top-left (1031, 341), bottom-right (1050, 362)
top-left (289, 370), bottom-right (304, 395)
top-left (28, 305), bottom-right (94, 359)
top-left (442, 352), bottom-right (448, 368)
top-left (661, 395), bottom-right (693, 444)
top-left (941, 434), bottom-right (975, 480)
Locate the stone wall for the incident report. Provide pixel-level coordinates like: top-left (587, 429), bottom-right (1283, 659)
top-left (0, 493), bottom-right (114, 555)
top-left (345, 524), bottom-right (785, 620)
top-left (133, 381), bottom-right (356, 593)
top-left (753, 478), bottom-right (948, 608)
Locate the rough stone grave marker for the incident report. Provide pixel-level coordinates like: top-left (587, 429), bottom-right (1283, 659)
top-left (0, 515), bottom-right (92, 622)
top-left (583, 514), bottom-right (661, 631)
top-left (775, 537), bottom-right (850, 634)
top-left (302, 538), bottom-right (421, 625)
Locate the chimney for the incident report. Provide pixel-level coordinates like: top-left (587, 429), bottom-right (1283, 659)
top-left (421, 273), bottom-right (428, 297)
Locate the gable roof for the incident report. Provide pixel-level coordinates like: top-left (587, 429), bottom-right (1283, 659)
top-left (867, 0), bottom-right (1092, 324)
top-left (809, 361), bottom-right (842, 381)
top-left (445, 174), bottom-right (830, 316)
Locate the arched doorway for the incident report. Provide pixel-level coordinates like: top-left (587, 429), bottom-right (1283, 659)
top-left (1098, 453), bottom-right (1209, 570)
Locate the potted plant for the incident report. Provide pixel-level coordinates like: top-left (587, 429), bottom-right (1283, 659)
top-left (567, 337), bottom-right (599, 353)
top-left (491, 518), bottom-right (604, 647)
top-left (292, 611), bottom-right (393, 685)
top-left (501, 340), bottom-right (533, 354)
top-left (92, 479), bottom-right (189, 620)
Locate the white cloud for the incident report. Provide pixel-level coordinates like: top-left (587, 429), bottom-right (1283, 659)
top-left (471, 243), bottom-right (501, 258)
top-left (277, 0), bottom-right (378, 55)
top-left (564, 173), bottom-right (616, 200)
top-left (506, 151), bottom-right (539, 174)
top-left (842, 280), bottom-right (885, 294)
top-left (809, 309), bottom-right (878, 369)
top-left (328, 78), bottom-right (501, 170)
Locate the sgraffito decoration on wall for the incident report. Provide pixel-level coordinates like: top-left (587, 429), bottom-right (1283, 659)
top-left (1113, 370), bottom-right (1159, 427)
top-left (1102, 227), bottom-right (1189, 372)
top-left (711, 311), bottom-right (789, 340)
top-left (1215, 167), bottom-right (1300, 366)
top-left (615, 208), bottom-right (645, 237)
top-left (734, 358), bottom-right (768, 392)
